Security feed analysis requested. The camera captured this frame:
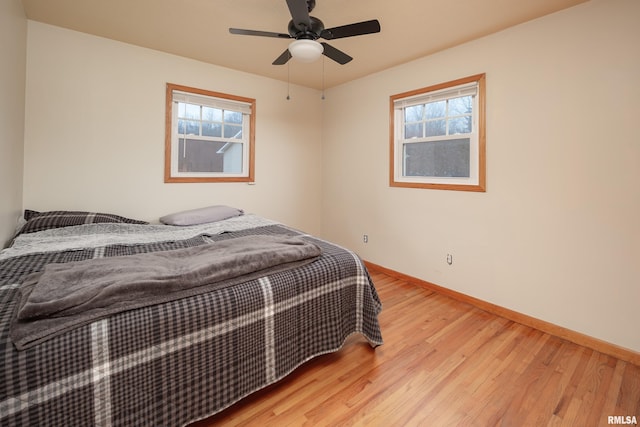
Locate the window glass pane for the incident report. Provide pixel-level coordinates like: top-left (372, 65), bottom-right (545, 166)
top-left (224, 124), bottom-right (242, 139)
top-left (405, 105), bottom-right (423, 122)
top-left (202, 122), bottom-right (222, 137)
top-left (177, 102), bottom-right (186, 117)
top-left (426, 120), bottom-right (446, 137)
top-left (177, 138), bottom-right (227, 173)
top-left (183, 103), bottom-right (200, 120)
top-left (448, 96), bottom-right (472, 115)
top-left (449, 116), bottom-right (472, 134)
top-left (224, 110), bottom-right (242, 124)
top-left (202, 106), bottom-right (222, 122)
top-left (403, 138), bottom-right (470, 177)
top-left (425, 101), bottom-right (446, 119)
top-left (404, 123), bottom-right (422, 139)
top-left (178, 120), bottom-right (200, 135)
top-left (219, 142), bottom-right (243, 173)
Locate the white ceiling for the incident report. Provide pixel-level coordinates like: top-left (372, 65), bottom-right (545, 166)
top-left (21, 0), bottom-right (587, 90)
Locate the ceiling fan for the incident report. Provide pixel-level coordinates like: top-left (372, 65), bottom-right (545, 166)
top-left (229, 0), bottom-right (381, 65)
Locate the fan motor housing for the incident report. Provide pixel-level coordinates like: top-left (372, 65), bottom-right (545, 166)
top-left (288, 16), bottom-right (324, 39)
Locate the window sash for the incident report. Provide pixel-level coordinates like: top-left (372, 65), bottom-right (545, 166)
top-left (398, 92), bottom-right (477, 144)
top-left (175, 103), bottom-right (246, 141)
top-left (170, 106), bottom-right (250, 178)
top-left (395, 136), bottom-right (480, 186)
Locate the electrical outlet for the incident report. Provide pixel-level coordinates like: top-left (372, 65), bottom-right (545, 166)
top-left (363, 234), bottom-right (369, 244)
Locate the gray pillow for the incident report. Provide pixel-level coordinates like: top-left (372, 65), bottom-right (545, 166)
top-left (160, 205), bottom-right (244, 226)
top-left (19, 210), bottom-right (148, 235)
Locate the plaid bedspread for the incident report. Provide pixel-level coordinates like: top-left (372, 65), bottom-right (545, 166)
top-left (0, 222), bottom-right (383, 426)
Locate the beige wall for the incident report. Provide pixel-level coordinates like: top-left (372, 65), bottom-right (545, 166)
top-left (23, 22), bottom-right (324, 234)
top-left (0, 0), bottom-right (27, 247)
top-left (321, 0), bottom-right (640, 352)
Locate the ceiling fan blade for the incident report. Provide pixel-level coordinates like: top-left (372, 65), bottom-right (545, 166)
top-left (286, 0), bottom-right (312, 31)
top-left (321, 19), bottom-right (381, 40)
top-left (229, 28), bottom-right (291, 39)
top-left (272, 49), bottom-right (293, 65)
top-left (321, 42), bottom-right (352, 65)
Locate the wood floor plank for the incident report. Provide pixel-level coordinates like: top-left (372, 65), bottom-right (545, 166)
top-left (191, 269), bottom-right (640, 426)
top-left (600, 360), bottom-right (627, 422)
top-left (617, 363), bottom-right (640, 418)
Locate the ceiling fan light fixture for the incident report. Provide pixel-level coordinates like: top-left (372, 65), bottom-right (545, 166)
top-left (288, 39), bottom-right (324, 62)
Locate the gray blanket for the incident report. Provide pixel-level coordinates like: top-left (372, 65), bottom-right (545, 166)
top-left (11, 234), bottom-right (320, 349)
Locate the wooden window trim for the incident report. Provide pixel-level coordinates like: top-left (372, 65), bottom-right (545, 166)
top-left (389, 73), bottom-right (486, 192)
top-left (164, 83), bottom-right (256, 183)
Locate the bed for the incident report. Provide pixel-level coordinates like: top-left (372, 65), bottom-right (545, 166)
top-left (0, 209), bottom-right (383, 426)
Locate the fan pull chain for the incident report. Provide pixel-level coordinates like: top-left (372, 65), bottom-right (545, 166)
top-left (321, 57), bottom-right (325, 100)
top-left (286, 62), bottom-right (291, 100)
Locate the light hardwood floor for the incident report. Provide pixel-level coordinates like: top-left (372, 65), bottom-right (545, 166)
top-left (192, 269), bottom-right (640, 426)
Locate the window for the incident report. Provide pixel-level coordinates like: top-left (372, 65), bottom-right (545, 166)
top-left (390, 73), bottom-right (485, 191)
top-left (165, 83), bottom-right (255, 183)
